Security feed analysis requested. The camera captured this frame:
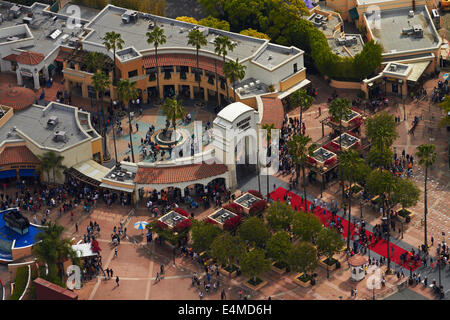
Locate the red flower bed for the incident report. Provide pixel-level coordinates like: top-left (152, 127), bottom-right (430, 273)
top-left (308, 156), bottom-right (317, 164)
top-left (249, 199), bottom-right (268, 216)
top-left (174, 218), bottom-right (192, 232)
top-left (223, 215), bottom-right (242, 231)
top-left (248, 190), bottom-right (263, 199)
top-left (174, 207), bottom-right (190, 217)
top-left (206, 218), bottom-right (218, 225)
top-left (349, 117), bottom-right (363, 127)
top-left (323, 142), bottom-right (340, 153)
top-left (156, 220), bottom-right (168, 230)
top-left (224, 203), bottom-right (244, 215)
top-left (351, 107), bottom-right (362, 114)
top-left (324, 157), bottom-right (337, 166)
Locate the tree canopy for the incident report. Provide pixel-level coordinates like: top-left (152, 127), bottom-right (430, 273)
top-left (210, 233), bottom-right (244, 267)
top-left (265, 201), bottom-right (294, 231)
top-left (191, 220), bottom-right (222, 252)
top-left (240, 248), bottom-right (270, 282)
top-left (287, 241), bottom-right (318, 276)
top-left (238, 217), bottom-right (271, 248)
top-left (292, 211), bottom-right (323, 242)
top-left (265, 231), bottom-right (293, 262)
top-left (316, 227), bottom-right (344, 260)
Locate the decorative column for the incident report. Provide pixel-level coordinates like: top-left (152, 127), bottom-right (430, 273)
top-left (189, 85), bottom-right (195, 99)
top-left (16, 69), bottom-right (23, 86)
top-left (33, 72), bottom-right (40, 90)
top-left (203, 87), bottom-right (208, 101)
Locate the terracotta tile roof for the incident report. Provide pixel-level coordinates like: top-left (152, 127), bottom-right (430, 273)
top-left (3, 54), bottom-right (18, 62)
top-left (261, 97), bottom-right (284, 129)
top-left (143, 53), bottom-right (224, 76)
top-left (0, 86), bottom-right (36, 110)
top-left (16, 51), bottom-right (44, 65)
top-left (55, 49), bottom-right (72, 62)
top-left (0, 146), bottom-right (40, 166)
top-left (135, 162), bottom-right (228, 185)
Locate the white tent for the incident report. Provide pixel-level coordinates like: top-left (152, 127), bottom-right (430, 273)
top-left (72, 243), bottom-right (97, 258)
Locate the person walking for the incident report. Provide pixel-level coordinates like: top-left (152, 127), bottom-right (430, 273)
top-left (114, 248), bottom-right (118, 257)
top-left (221, 289), bottom-right (226, 300)
top-left (110, 269), bottom-right (114, 278)
top-left (160, 264), bottom-right (164, 275)
top-left (75, 222), bottom-right (78, 233)
top-left (199, 291), bottom-right (203, 300)
top-left (115, 276), bottom-right (119, 287)
top-left (155, 272), bottom-right (161, 283)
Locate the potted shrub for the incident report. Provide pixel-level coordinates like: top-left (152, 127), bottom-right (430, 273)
top-left (391, 178), bottom-right (420, 224)
top-left (223, 203), bottom-right (244, 215)
top-left (294, 272), bottom-right (313, 288)
top-left (248, 190), bottom-right (263, 199)
top-left (350, 183), bottom-right (363, 198)
top-left (223, 215), bottom-right (242, 232)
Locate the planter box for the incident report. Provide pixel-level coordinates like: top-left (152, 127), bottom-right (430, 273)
top-left (395, 209), bottom-right (414, 223)
top-left (319, 257), bottom-right (338, 271)
top-left (350, 183), bottom-right (363, 198)
top-left (199, 251), bottom-right (215, 266)
top-left (270, 261), bottom-right (288, 275)
top-left (219, 265), bottom-right (238, 278)
top-left (294, 273), bottom-right (311, 288)
top-left (243, 277), bottom-right (268, 291)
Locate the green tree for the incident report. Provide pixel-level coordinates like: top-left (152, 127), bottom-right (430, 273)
top-left (117, 79), bottom-right (138, 162)
top-left (292, 210), bottom-right (323, 242)
top-left (33, 222), bottom-right (80, 286)
top-left (161, 97), bottom-right (185, 134)
top-left (240, 248), bottom-right (270, 284)
top-left (240, 28), bottom-right (270, 39)
top-left (102, 31), bottom-right (124, 85)
top-left (265, 201), bottom-right (294, 231)
top-left (289, 89), bottom-right (312, 131)
top-left (265, 231), bottom-right (292, 263)
top-left (223, 58), bottom-right (246, 102)
top-left (176, 16), bottom-right (198, 24)
top-left (38, 151), bottom-right (66, 184)
top-left (391, 178), bottom-right (420, 212)
top-left (365, 112), bottom-right (398, 170)
top-left (416, 144), bottom-right (437, 248)
top-left (238, 216), bottom-right (270, 248)
top-left (287, 241), bottom-right (318, 277)
top-left (214, 35), bottom-right (236, 103)
top-left (190, 220), bottom-right (222, 253)
top-left (187, 28), bottom-right (208, 94)
top-left (210, 233), bottom-right (244, 267)
top-left (438, 95), bottom-right (450, 127)
top-left (199, 16), bottom-right (230, 31)
top-left (316, 227), bottom-right (344, 278)
top-left (288, 135), bottom-right (316, 212)
top-left (147, 26), bottom-right (167, 100)
top-left (92, 71), bottom-right (111, 161)
top-left (353, 40), bottom-right (382, 80)
top-left (86, 51), bottom-right (105, 73)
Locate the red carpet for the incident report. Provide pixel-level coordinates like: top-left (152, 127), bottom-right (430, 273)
top-left (269, 187), bottom-right (421, 271)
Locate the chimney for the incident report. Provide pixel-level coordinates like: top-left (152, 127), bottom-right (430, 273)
top-left (412, 0), bottom-right (416, 12)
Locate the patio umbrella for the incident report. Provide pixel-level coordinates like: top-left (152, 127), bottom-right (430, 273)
top-left (134, 221), bottom-right (148, 230)
top-left (443, 73), bottom-right (449, 81)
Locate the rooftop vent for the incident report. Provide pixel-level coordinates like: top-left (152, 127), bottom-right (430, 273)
top-left (49, 29), bottom-right (62, 40)
top-left (53, 131), bottom-right (67, 142)
top-left (122, 10), bottom-right (138, 24)
top-left (409, 10), bottom-right (414, 18)
top-left (47, 116), bottom-right (58, 127)
top-left (390, 64), bottom-right (398, 72)
top-left (268, 54), bottom-right (273, 60)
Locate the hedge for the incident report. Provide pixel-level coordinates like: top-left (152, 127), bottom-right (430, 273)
top-left (9, 266), bottom-right (29, 300)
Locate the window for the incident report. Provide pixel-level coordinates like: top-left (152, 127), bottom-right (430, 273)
top-left (180, 72), bottom-right (187, 80)
top-left (164, 72), bottom-right (171, 80)
top-left (146, 67), bottom-right (157, 74)
top-left (293, 63), bottom-right (298, 73)
top-left (149, 73), bottom-right (156, 81)
top-left (128, 70), bottom-right (138, 78)
top-left (195, 72), bottom-right (201, 82)
top-left (208, 76), bottom-right (214, 85)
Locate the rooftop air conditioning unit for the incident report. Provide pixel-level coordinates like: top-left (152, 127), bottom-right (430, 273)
top-left (409, 10), bottom-right (414, 18)
top-left (47, 116), bottom-right (58, 127)
top-left (391, 64), bottom-right (397, 72)
top-left (53, 131), bottom-right (67, 142)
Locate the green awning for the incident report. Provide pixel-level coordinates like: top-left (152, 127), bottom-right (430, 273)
top-left (349, 7), bottom-right (359, 20)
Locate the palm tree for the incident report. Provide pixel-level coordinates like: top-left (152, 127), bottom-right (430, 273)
top-left (329, 98), bottom-right (352, 216)
top-left (187, 29), bottom-right (208, 97)
top-left (288, 135), bottom-right (316, 213)
top-left (365, 112), bottom-right (398, 170)
top-left (147, 26), bottom-right (166, 100)
top-left (102, 31), bottom-right (124, 85)
top-left (214, 35), bottom-right (236, 104)
top-left (38, 151), bottom-right (66, 184)
top-left (223, 58), bottom-right (246, 102)
top-left (86, 51), bottom-right (105, 73)
top-left (339, 149), bottom-right (366, 250)
top-left (162, 97), bottom-right (185, 135)
top-left (117, 79), bottom-right (139, 163)
top-left (33, 222), bottom-right (79, 285)
top-left (37, 152), bottom-right (53, 183)
top-left (416, 144), bottom-right (437, 249)
top-left (261, 123), bottom-right (275, 196)
top-left (92, 71), bottom-right (111, 161)
top-left (289, 89), bottom-right (312, 132)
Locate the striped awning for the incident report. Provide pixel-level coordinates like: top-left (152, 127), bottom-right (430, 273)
top-left (143, 53), bottom-right (224, 76)
top-left (72, 160), bottom-right (110, 183)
